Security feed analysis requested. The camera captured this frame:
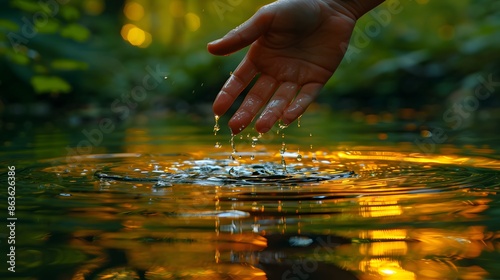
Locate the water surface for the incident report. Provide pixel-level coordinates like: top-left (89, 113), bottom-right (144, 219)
top-left (1, 113), bottom-right (499, 280)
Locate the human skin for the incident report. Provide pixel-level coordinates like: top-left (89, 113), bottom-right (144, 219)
top-left (208, 0), bottom-right (385, 135)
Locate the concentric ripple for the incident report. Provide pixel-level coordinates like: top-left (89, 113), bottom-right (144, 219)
top-left (41, 150), bottom-right (500, 196)
top-left (94, 159), bottom-right (355, 186)
top-left (11, 149), bottom-right (500, 280)
top-left (33, 149), bottom-right (500, 216)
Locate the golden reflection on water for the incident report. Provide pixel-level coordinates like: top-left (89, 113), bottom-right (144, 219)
top-left (359, 197), bottom-right (403, 218)
top-left (359, 258), bottom-right (415, 280)
top-left (32, 136), bottom-right (500, 279)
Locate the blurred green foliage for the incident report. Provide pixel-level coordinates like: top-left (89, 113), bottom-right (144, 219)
top-left (328, 0), bottom-right (500, 111)
top-left (0, 0), bottom-right (92, 97)
top-left (0, 0), bottom-right (499, 116)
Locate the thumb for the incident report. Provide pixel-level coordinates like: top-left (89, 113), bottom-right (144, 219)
top-left (207, 6), bottom-right (275, 56)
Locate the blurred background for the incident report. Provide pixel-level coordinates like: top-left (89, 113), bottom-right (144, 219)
top-left (0, 0), bottom-right (499, 141)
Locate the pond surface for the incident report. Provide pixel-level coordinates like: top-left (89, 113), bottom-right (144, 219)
top-left (1, 112), bottom-right (500, 280)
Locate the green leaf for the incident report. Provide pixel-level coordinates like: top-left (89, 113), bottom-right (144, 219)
top-left (61, 6), bottom-right (81, 21)
top-left (7, 52), bottom-right (30, 65)
top-left (31, 75), bottom-right (71, 94)
top-left (51, 59), bottom-right (88, 71)
top-left (10, 0), bottom-right (40, 12)
top-left (60, 23), bottom-right (90, 42)
top-left (0, 19), bottom-right (19, 32)
top-left (36, 19), bottom-right (60, 34)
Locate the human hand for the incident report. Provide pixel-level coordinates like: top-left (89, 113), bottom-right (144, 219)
top-left (208, 0), bottom-right (383, 134)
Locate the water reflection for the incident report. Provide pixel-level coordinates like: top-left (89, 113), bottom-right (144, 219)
top-left (4, 145), bottom-right (495, 280)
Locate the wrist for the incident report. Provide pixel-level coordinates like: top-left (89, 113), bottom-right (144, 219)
top-left (322, 0), bottom-right (385, 20)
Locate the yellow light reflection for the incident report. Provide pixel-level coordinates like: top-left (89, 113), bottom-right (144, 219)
top-left (359, 197), bottom-right (402, 218)
top-left (128, 26), bottom-right (145, 46)
top-left (360, 229), bottom-right (408, 240)
top-left (360, 241), bottom-right (408, 257)
top-left (185, 13), bottom-right (200, 32)
top-left (360, 258), bottom-right (415, 280)
top-left (120, 23), bottom-right (135, 40)
top-left (121, 24), bottom-right (152, 48)
top-left (124, 2), bottom-right (145, 21)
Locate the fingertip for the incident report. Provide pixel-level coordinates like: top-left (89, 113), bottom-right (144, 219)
top-left (228, 111), bottom-right (252, 135)
top-left (212, 102), bottom-right (225, 117)
top-left (228, 121), bottom-right (245, 136)
top-left (254, 120), bottom-right (270, 134)
top-left (208, 38), bottom-right (222, 46)
top-left (255, 113), bottom-right (278, 134)
top-left (212, 91), bottom-right (232, 116)
top-left (281, 107), bottom-right (300, 126)
top-left (255, 124), bottom-right (271, 134)
top-left (207, 39), bottom-right (225, 55)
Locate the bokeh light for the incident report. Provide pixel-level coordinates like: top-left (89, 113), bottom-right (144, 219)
top-left (185, 13), bottom-right (200, 32)
top-left (124, 2), bottom-right (145, 21)
top-left (121, 23), bottom-right (152, 48)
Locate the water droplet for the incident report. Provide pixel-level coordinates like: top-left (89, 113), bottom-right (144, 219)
top-left (296, 154), bottom-right (302, 162)
top-left (230, 134), bottom-right (237, 158)
top-left (201, 83), bottom-right (204, 87)
top-left (164, 76), bottom-right (168, 80)
top-left (215, 142), bottom-right (221, 148)
top-left (250, 155), bottom-right (255, 160)
top-left (251, 136), bottom-right (258, 147)
top-left (213, 115), bottom-right (220, 135)
top-left (281, 156), bottom-right (287, 174)
top-left (297, 116), bottom-right (301, 127)
top-left (280, 142), bottom-right (287, 155)
top-left (312, 154), bottom-right (318, 162)
top-left (229, 71), bottom-right (233, 75)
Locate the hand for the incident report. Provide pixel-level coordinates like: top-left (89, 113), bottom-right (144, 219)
top-left (208, 0), bottom-right (382, 134)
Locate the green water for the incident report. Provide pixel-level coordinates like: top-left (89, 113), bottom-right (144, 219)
top-left (1, 112), bottom-right (500, 280)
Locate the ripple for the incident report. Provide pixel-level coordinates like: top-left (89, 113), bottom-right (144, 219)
top-left (39, 150), bottom-right (500, 198)
top-left (14, 149), bottom-right (500, 280)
